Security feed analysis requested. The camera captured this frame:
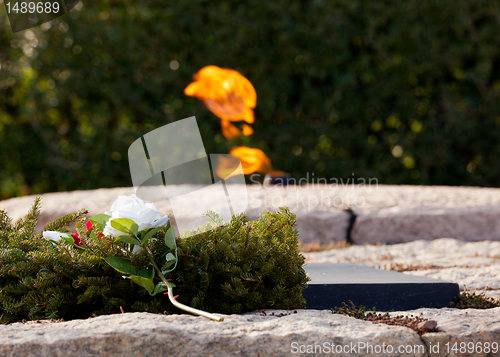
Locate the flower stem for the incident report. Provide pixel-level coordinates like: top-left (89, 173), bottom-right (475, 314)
top-left (163, 283), bottom-right (224, 322)
top-left (145, 247), bottom-right (223, 322)
top-left (146, 246), bottom-right (164, 279)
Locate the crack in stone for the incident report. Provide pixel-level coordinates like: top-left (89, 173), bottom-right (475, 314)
top-left (344, 208), bottom-right (357, 244)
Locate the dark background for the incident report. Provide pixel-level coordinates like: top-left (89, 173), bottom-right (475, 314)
top-left (1, 0), bottom-right (500, 199)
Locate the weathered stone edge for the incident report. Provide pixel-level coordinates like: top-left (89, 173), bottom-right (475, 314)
top-left (0, 309), bottom-right (498, 357)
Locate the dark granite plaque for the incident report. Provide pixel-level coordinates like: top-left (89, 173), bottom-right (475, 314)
top-left (303, 263), bottom-right (460, 311)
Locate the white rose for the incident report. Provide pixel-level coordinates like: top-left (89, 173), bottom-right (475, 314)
top-left (103, 194), bottom-right (169, 238)
top-left (43, 231), bottom-right (71, 242)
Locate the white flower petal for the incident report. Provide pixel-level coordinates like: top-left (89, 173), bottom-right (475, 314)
top-left (138, 222), bottom-right (151, 231)
top-left (106, 194), bottom-right (168, 234)
top-left (144, 202), bottom-right (158, 210)
top-left (151, 216), bottom-right (169, 228)
top-left (136, 209), bottom-right (160, 224)
top-left (43, 231), bottom-right (70, 242)
top-left (132, 245), bottom-right (142, 255)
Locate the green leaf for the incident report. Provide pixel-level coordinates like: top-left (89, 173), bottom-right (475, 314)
top-left (152, 282), bottom-right (167, 296)
top-left (89, 214), bottom-right (111, 228)
top-left (111, 218), bottom-right (139, 235)
top-left (60, 236), bottom-right (75, 245)
top-left (162, 259), bottom-right (175, 269)
top-left (128, 275), bottom-right (154, 294)
top-left (162, 281), bottom-right (176, 289)
top-left (141, 227), bottom-right (163, 245)
top-left (115, 235), bottom-right (141, 245)
top-left (164, 227), bottom-right (176, 250)
top-left (161, 253), bottom-right (177, 273)
top-left (138, 268), bottom-right (154, 280)
top-left (165, 252), bottom-right (176, 262)
top-left (103, 256), bottom-right (137, 275)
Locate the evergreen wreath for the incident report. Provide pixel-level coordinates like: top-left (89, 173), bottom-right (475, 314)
top-left (0, 197), bottom-right (308, 323)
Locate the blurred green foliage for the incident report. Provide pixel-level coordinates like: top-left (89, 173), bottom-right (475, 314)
top-left (1, 0), bottom-right (500, 199)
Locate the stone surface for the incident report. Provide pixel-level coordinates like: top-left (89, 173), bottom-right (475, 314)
top-left (0, 185), bottom-right (350, 245)
top-left (404, 265), bottom-right (500, 291)
top-left (401, 308), bottom-right (500, 357)
top-left (1, 308), bottom-right (499, 357)
top-left (304, 238), bottom-right (500, 298)
top-left (0, 310), bottom-right (426, 357)
top-left (0, 187), bottom-right (136, 231)
top-left (483, 290), bottom-right (500, 300)
top-left (303, 238), bottom-right (500, 269)
top-left (349, 185), bottom-right (500, 244)
top-left (304, 263), bottom-right (459, 310)
top-left (3, 184), bottom-right (500, 244)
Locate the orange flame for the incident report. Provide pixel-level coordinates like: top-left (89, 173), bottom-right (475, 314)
top-left (241, 124), bottom-right (254, 136)
top-left (214, 155), bottom-right (243, 180)
top-left (228, 146), bottom-right (284, 176)
top-left (185, 66), bottom-right (285, 178)
top-left (221, 120), bottom-right (254, 139)
top-left (184, 66), bottom-right (256, 138)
